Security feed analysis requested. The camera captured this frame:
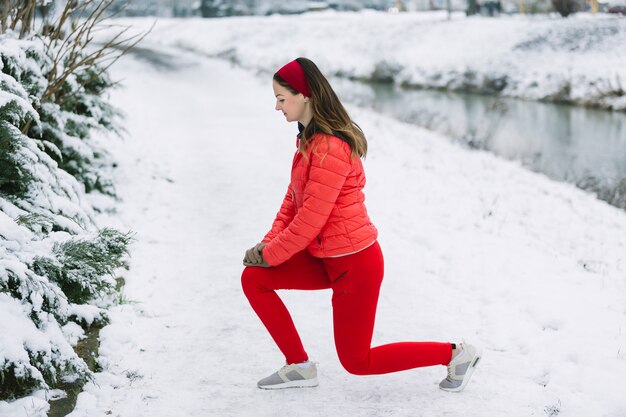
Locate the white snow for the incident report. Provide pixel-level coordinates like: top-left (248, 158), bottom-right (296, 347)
top-left (0, 389), bottom-right (50, 417)
top-left (34, 39), bottom-right (623, 417)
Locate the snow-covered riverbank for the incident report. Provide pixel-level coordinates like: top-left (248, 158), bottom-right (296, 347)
top-left (108, 11), bottom-right (626, 110)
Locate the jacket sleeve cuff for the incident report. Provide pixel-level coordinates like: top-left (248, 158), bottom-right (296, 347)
top-left (261, 246), bottom-right (279, 266)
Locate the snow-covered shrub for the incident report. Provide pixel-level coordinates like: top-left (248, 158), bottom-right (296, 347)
top-left (0, 44), bottom-right (41, 198)
top-left (33, 228), bottom-right (132, 305)
top-left (0, 205), bottom-right (99, 400)
top-left (1, 4), bottom-right (135, 399)
top-left (0, 36), bottom-right (120, 197)
top-left (1, 38), bottom-right (94, 233)
top-left (34, 64), bottom-right (122, 196)
top-left (0, 120), bottom-right (35, 198)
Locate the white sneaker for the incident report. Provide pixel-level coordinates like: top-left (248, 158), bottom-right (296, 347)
top-left (257, 361), bottom-right (319, 390)
top-left (439, 343), bottom-right (482, 392)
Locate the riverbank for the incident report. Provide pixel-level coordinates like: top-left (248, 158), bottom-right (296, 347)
top-left (106, 11), bottom-right (626, 111)
top-left (36, 47), bottom-right (626, 417)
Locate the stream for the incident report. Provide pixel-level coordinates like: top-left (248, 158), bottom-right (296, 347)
top-left (333, 78), bottom-right (626, 210)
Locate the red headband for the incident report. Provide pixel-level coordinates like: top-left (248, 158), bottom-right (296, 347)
top-left (276, 60), bottom-right (311, 98)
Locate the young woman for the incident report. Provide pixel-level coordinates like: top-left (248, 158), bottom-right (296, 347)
top-left (241, 58), bottom-right (481, 391)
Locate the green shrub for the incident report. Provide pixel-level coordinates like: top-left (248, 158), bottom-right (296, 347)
top-left (33, 229), bottom-right (133, 304)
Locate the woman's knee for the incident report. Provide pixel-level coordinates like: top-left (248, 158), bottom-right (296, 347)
top-left (241, 266), bottom-right (270, 296)
top-left (337, 351), bottom-right (370, 376)
top-left (241, 266), bottom-right (259, 295)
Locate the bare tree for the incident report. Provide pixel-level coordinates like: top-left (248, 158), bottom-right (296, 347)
top-left (4, 1), bottom-right (153, 138)
top-left (39, 0), bottom-right (153, 107)
top-left (0, 0), bottom-right (36, 37)
top-left (2, 0), bottom-right (151, 121)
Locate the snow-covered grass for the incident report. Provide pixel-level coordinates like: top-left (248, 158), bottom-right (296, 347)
top-left (3, 41), bottom-right (617, 417)
top-left (104, 11), bottom-right (626, 110)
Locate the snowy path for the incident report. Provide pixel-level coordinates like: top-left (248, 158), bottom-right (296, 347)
top-left (66, 47), bottom-right (626, 417)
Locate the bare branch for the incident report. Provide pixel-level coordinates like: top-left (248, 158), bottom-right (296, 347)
top-left (11, 0), bottom-right (36, 33)
top-left (5, 0), bottom-right (150, 114)
top-left (50, 1), bottom-right (76, 42)
top-left (0, 0), bottom-right (11, 33)
top-left (55, 23), bottom-right (154, 106)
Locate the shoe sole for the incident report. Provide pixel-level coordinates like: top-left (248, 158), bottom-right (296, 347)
top-left (258, 377), bottom-right (319, 390)
top-left (440, 348), bottom-right (482, 393)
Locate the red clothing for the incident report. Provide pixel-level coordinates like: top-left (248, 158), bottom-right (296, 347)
top-left (262, 133), bottom-right (378, 266)
top-left (241, 242), bottom-right (453, 373)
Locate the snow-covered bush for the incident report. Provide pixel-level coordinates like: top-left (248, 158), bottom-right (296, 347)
top-left (35, 70), bottom-right (122, 196)
top-left (1, 0), bottom-right (140, 401)
top-left (32, 228), bottom-right (132, 305)
top-left (1, 38), bottom-right (94, 233)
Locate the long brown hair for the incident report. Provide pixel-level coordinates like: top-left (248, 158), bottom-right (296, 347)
top-left (273, 57), bottom-right (367, 159)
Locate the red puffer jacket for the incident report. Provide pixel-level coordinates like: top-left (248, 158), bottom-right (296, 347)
top-left (262, 133), bottom-right (378, 266)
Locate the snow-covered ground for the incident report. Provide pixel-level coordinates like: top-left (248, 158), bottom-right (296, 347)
top-left (3, 18), bottom-right (626, 416)
top-left (26, 42), bottom-right (626, 416)
top-left (106, 11), bottom-right (626, 110)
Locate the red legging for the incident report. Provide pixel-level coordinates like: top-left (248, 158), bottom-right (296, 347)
top-left (241, 241), bottom-right (452, 375)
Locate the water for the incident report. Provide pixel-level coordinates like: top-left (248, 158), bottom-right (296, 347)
top-left (333, 79), bottom-right (626, 210)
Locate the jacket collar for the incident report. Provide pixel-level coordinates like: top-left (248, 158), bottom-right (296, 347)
top-left (297, 122), bottom-right (304, 139)
top-left (297, 122), bottom-right (349, 144)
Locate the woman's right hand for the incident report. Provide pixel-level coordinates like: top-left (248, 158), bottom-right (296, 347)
top-left (243, 243), bottom-right (269, 267)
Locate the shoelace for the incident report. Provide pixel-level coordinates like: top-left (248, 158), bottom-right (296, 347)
top-left (445, 365), bottom-right (455, 381)
top-left (278, 362), bottom-right (309, 374)
top-left (446, 348), bottom-right (466, 380)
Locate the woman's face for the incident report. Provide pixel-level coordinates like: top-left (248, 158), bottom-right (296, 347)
top-left (273, 80), bottom-right (310, 124)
